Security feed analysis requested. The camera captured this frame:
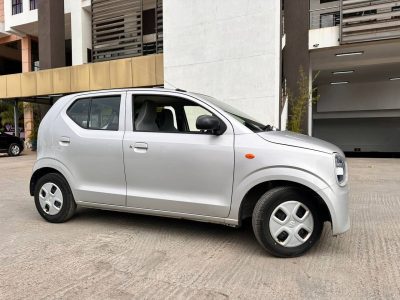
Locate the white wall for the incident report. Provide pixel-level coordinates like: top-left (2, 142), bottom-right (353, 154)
top-left (4, 0), bottom-right (71, 31)
top-left (309, 26), bottom-right (340, 49)
top-left (317, 81), bottom-right (400, 113)
top-left (71, 0), bottom-right (91, 65)
top-left (163, 0), bottom-right (281, 126)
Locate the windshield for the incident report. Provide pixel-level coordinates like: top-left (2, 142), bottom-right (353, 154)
top-left (194, 94), bottom-right (270, 133)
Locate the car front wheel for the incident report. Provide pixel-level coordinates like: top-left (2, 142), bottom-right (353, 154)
top-left (8, 143), bottom-right (21, 156)
top-left (252, 187), bottom-right (323, 257)
top-left (34, 173), bottom-right (76, 223)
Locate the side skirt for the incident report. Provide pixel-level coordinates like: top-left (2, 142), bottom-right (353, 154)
top-left (76, 201), bottom-right (240, 227)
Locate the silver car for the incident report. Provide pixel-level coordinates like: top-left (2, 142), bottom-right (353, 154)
top-left (30, 88), bottom-right (350, 257)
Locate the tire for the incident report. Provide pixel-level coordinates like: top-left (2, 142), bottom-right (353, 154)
top-left (252, 187), bottom-right (323, 258)
top-left (8, 143), bottom-right (21, 156)
top-left (34, 173), bottom-right (76, 223)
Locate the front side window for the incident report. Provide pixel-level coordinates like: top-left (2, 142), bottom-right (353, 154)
top-left (67, 96), bottom-right (121, 131)
top-left (133, 95), bottom-right (218, 134)
top-left (12, 0), bottom-right (23, 15)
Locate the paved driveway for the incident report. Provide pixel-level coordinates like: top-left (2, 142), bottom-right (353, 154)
top-left (0, 152), bottom-right (399, 299)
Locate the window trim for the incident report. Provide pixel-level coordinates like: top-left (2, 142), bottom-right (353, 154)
top-left (66, 95), bottom-right (122, 131)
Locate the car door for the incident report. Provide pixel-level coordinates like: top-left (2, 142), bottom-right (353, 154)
top-left (0, 133), bottom-right (7, 150)
top-left (53, 92), bottom-right (127, 206)
top-left (123, 92), bottom-right (235, 218)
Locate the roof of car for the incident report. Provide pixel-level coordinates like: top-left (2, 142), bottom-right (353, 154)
top-left (68, 87), bottom-right (190, 96)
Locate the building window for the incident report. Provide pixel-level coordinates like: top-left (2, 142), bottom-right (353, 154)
top-left (12, 0), bottom-right (23, 15)
top-left (320, 11), bottom-right (340, 28)
top-left (30, 0), bottom-right (37, 10)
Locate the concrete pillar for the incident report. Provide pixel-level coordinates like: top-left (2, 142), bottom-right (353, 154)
top-left (13, 100), bottom-right (20, 137)
top-left (21, 36), bottom-right (34, 143)
top-left (283, 0), bottom-right (310, 134)
top-left (0, 0), bottom-right (4, 23)
top-left (38, 0), bottom-right (66, 69)
top-left (21, 36), bottom-right (32, 73)
top-left (71, 0), bottom-right (92, 65)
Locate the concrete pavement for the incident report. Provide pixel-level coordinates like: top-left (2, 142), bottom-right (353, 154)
top-left (0, 152), bottom-right (399, 299)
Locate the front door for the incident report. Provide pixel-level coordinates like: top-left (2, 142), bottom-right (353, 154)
top-left (123, 92), bottom-right (235, 218)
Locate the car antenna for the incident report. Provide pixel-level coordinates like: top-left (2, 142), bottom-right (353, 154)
top-left (163, 79), bottom-right (187, 93)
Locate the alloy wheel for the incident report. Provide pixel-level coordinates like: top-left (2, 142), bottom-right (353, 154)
top-left (11, 145), bottom-right (20, 155)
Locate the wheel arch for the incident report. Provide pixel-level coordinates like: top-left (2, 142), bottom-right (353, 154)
top-left (30, 159), bottom-right (75, 196)
top-left (238, 180), bottom-right (332, 226)
top-left (30, 167), bottom-right (65, 196)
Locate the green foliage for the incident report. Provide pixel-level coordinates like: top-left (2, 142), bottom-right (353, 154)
top-left (287, 67), bottom-right (319, 134)
top-left (0, 100), bottom-right (24, 128)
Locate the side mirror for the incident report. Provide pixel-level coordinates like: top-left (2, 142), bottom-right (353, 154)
top-left (196, 115), bottom-right (226, 135)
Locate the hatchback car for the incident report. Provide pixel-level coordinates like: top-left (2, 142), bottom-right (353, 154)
top-left (30, 88), bottom-right (349, 257)
top-left (0, 132), bottom-right (24, 156)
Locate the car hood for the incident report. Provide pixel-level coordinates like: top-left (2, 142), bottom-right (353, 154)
top-left (257, 131), bottom-right (343, 154)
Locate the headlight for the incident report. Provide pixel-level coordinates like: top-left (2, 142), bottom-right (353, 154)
top-left (334, 154), bottom-right (348, 186)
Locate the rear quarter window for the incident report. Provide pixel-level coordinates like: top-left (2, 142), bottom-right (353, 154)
top-left (67, 98), bottom-right (90, 128)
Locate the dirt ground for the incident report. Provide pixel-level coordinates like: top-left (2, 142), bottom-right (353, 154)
top-left (0, 152), bottom-right (399, 299)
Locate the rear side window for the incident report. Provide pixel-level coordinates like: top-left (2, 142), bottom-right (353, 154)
top-left (67, 96), bottom-right (121, 131)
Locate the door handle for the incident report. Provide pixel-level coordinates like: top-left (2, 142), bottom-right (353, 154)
top-left (131, 142), bottom-right (148, 153)
top-left (59, 136), bottom-right (70, 146)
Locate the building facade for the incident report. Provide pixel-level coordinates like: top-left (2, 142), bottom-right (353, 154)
top-left (0, 0), bottom-right (282, 142)
top-left (0, 0), bottom-right (399, 154)
top-left (284, 0), bottom-right (400, 153)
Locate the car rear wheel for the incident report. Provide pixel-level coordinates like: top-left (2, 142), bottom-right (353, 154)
top-left (34, 173), bottom-right (76, 223)
top-left (252, 187), bottom-right (323, 257)
top-left (8, 143), bottom-right (21, 156)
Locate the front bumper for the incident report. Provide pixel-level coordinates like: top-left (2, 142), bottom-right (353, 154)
top-left (319, 183), bottom-right (350, 235)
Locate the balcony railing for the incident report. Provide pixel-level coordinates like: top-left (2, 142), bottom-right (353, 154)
top-left (340, 0), bottom-right (400, 43)
top-left (310, 5), bottom-right (341, 29)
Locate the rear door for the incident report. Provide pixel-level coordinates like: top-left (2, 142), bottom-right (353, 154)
top-left (123, 92), bottom-right (235, 218)
top-left (53, 91), bottom-right (127, 206)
